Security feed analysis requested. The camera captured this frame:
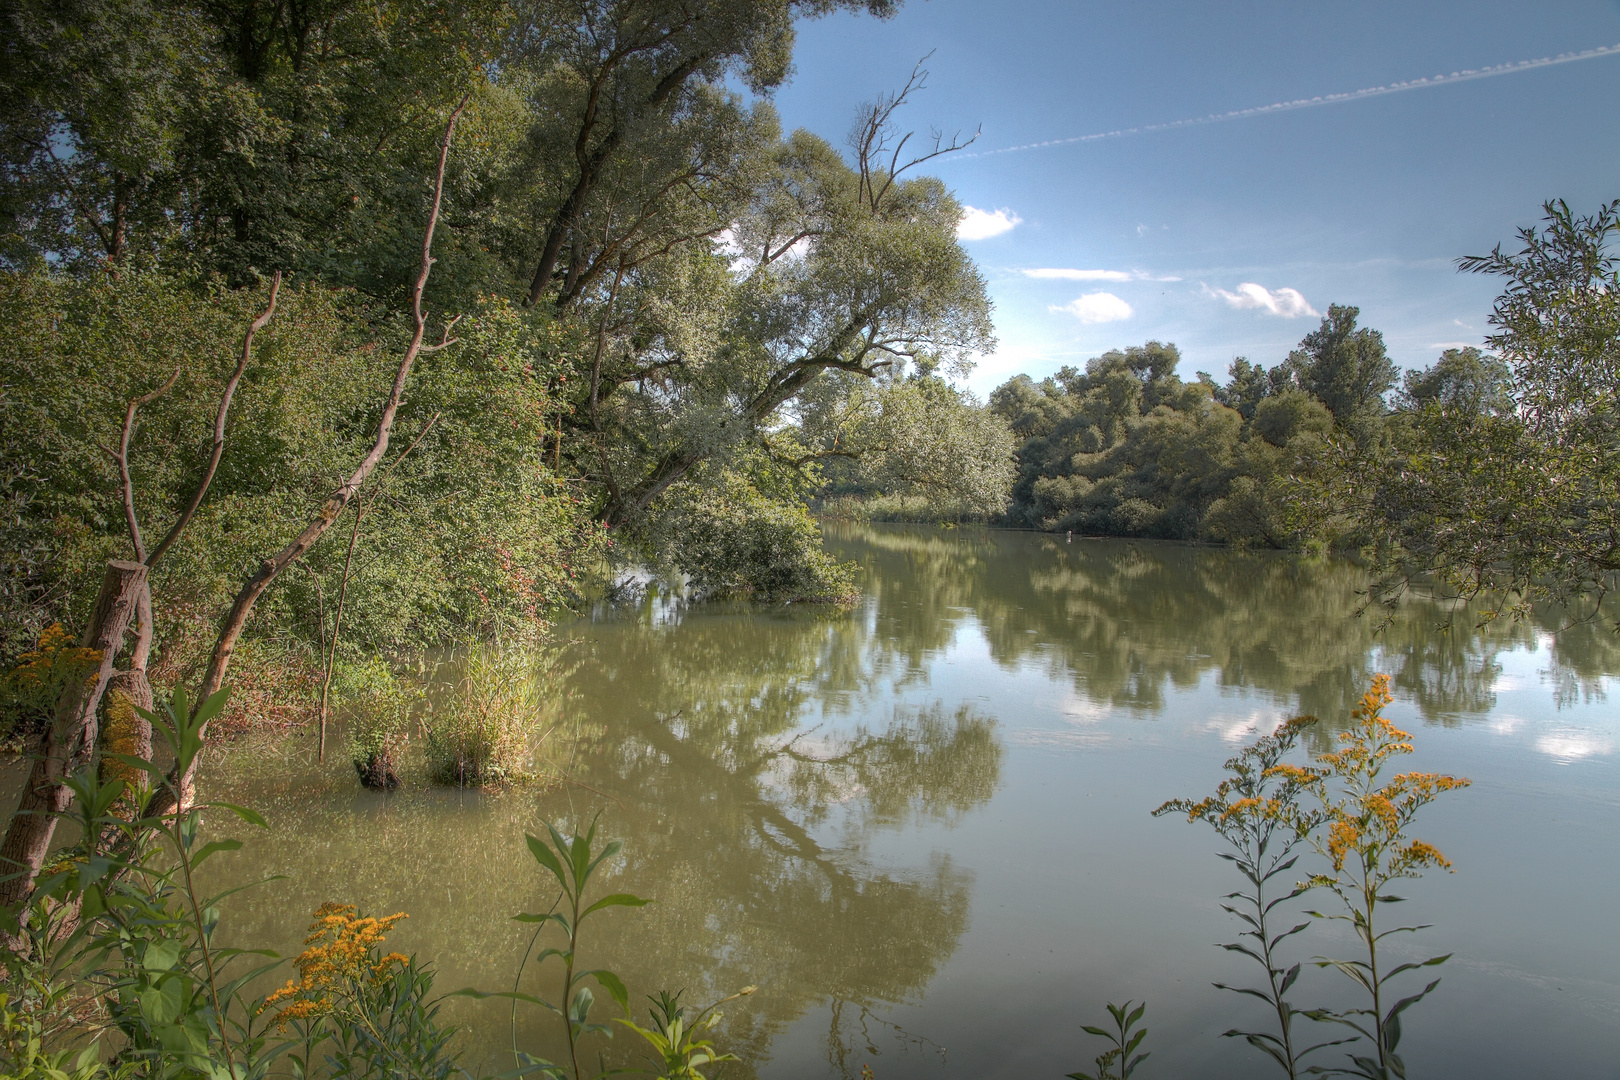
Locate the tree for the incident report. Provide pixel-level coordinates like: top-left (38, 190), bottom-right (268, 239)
top-left (0, 101), bottom-right (492, 906)
top-left (1208, 357), bottom-right (1272, 420)
top-left (497, 0), bottom-right (898, 310)
top-left (1328, 199), bottom-right (1620, 622)
top-left (0, 0), bottom-right (502, 283)
top-left (1281, 305), bottom-right (1398, 446)
top-left (1398, 347), bottom-right (1512, 416)
top-left (990, 342), bottom-right (1332, 545)
top-left (559, 72), bottom-right (994, 534)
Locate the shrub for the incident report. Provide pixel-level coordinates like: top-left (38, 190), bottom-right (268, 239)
top-left (334, 656), bottom-right (417, 790)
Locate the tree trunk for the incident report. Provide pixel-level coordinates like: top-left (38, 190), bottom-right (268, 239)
top-left (0, 560), bottom-right (147, 911)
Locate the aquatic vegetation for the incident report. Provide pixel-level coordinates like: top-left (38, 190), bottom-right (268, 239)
top-left (489, 818), bottom-right (649, 1079)
top-left (1067, 999), bottom-right (1150, 1080)
top-left (1155, 714), bottom-right (1346, 1078)
top-left (616, 987), bottom-right (756, 1080)
top-left (3, 685), bottom-right (730, 1080)
top-left (422, 643), bottom-right (561, 786)
top-left (1293, 675), bottom-right (1470, 1080)
top-left (333, 656), bottom-right (416, 790)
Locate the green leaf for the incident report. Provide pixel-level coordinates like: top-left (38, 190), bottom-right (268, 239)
top-left (143, 940), bottom-right (181, 972)
top-left (192, 687), bottom-right (231, 727)
top-left (211, 801), bottom-right (268, 828)
top-left (581, 893), bottom-right (651, 918)
top-left (191, 839), bottom-right (243, 867)
top-left (526, 833), bottom-right (566, 883)
top-left (585, 969), bottom-right (629, 1014)
top-left (584, 838), bottom-right (623, 882)
top-left (451, 988), bottom-right (558, 1013)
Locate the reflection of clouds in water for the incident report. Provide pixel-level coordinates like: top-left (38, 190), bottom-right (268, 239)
top-left (1202, 709), bottom-right (1287, 744)
top-left (1535, 730), bottom-right (1615, 763)
top-left (1061, 694), bottom-right (1109, 726)
top-left (1489, 714), bottom-right (1523, 736)
top-left (1480, 708), bottom-right (1614, 762)
top-left (1007, 690), bottom-right (1114, 750)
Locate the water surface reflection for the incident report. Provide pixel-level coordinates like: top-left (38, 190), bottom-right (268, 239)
top-left (198, 524), bottom-right (1620, 1079)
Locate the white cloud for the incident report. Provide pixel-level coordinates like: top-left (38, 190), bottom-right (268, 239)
top-left (1208, 282), bottom-right (1318, 318)
top-left (1023, 268), bottom-right (1182, 283)
top-left (1025, 267), bottom-right (1132, 281)
top-left (1425, 341), bottom-right (1475, 351)
top-left (957, 205), bottom-right (1022, 240)
top-left (1052, 292), bottom-right (1134, 324)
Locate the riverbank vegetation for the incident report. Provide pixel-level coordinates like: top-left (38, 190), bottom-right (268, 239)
top-left (0, 0), bottom-right (1613, 1071)
top-left (0, 0), bottom-right (1030, 867)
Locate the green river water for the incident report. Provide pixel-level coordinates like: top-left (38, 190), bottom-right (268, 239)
top-left (194, 522), bottom-right (1620, 1078)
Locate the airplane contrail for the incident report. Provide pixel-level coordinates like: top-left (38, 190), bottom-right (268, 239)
top-left (957, 42), bottom-right (1620, 159)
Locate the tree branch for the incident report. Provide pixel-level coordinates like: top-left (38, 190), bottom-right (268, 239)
top-left (145, 273), bottom-right (282, 569)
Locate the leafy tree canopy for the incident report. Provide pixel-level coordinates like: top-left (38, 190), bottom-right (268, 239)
top-left (1325, 199), bottom-right (1620, 624)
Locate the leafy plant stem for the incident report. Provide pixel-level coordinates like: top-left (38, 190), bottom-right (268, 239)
top-left (174, 798), bottom-right (237, 1074)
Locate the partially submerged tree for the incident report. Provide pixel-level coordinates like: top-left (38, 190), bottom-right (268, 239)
top-left (568, 94), bottom-right (995, 529)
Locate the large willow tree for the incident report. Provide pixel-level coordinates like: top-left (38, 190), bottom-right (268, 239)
top-left (2, 0), bottom-right (1011, 611)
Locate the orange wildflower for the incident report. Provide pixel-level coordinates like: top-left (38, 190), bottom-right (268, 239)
top-left (260, 903), bottom-right (410, 1029)
top-left (6, 624), bottom-right (102, 708)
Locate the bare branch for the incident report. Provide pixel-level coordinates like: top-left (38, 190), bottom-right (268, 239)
top-left (145, 274), bottom-right (281, 568)
top-left (850, 53), bottom-right (979, 211)
top-left (110, 366), bottom-right (181, 562)
top-left (187, 93), bottom-right (471, 721)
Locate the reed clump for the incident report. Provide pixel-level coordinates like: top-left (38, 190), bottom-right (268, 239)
top-left (421, 643), bottom-right (569, 786)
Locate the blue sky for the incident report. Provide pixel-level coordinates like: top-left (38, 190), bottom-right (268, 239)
top-left (771, 0), bottom-right (1620, 396)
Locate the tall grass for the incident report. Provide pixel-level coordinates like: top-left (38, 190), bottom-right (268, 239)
top-left (421, 642), bottom-right (571, 786)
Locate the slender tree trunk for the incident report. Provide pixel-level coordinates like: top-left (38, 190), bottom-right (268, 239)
top-left (318, 498), bottom-right (365, 762)
top-left (0, 560), bottom-right (147, 911)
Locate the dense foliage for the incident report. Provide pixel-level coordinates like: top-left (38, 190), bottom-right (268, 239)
top-left (1323, 200), bottom-right (1620, 621)
top-left (0, 270), bottom-right (603, 670)
top-left (1, 0), bottom-right (1017, 614)
top-left (980, 305), bottom-right (1527, 549)
top-left (988, 338), bottom-right (1333, 544)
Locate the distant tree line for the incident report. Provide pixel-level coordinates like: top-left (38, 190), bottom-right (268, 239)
top-left (981, 305), bottom-right (1511, 548)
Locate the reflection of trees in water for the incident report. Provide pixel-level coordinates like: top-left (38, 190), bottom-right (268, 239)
top-left (197, 524), bottom-right (1620, 1075)
top-left (826, 521), bottom-right (1612, 727)
top-left (777, 704), bottom-right (1002, 829)
top-left (560, 612), bottom-right (1002, 1073)
top-left (198, 600), bottom-right (1003, 1079)
top-left (826, 999), bottom-right (947, 1078)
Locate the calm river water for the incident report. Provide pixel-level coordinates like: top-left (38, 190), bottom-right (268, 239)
top-left (198, 523), bottom-right (1620, 1078)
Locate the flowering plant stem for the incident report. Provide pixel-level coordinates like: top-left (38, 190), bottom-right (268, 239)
top-left (1156, 715), bottom-right (1345, 1077)
top-left (1294, 675), bottom-right (1470, 1080)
